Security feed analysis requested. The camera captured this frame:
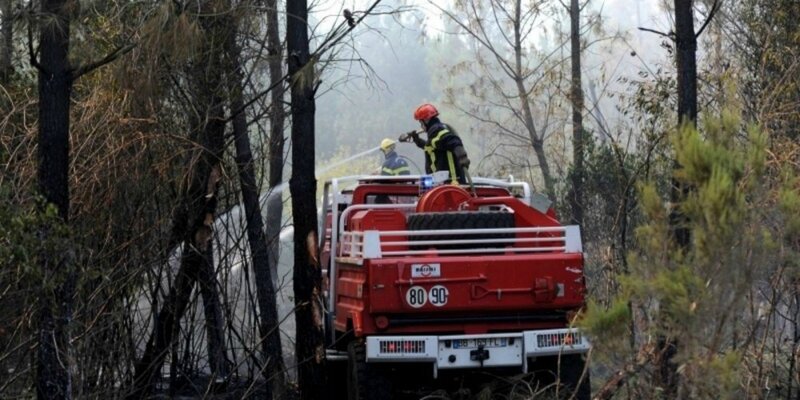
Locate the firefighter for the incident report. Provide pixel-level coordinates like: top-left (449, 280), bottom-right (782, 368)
top-left (379, 138), bottom-right (410, 176)
top-left (401, 103), bottom-right (470, 184)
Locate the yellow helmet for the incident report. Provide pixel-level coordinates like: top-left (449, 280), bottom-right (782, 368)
top-left (380, 138), bottom-right (396, 151)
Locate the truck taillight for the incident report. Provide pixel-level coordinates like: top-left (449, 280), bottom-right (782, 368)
top-left (375, 315), bottom-right (389, 330)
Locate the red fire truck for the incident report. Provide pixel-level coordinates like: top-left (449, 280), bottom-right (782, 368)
top-left (320, 174), bottom-right (590, 399)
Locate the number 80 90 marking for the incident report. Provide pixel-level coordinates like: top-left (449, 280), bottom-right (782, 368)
top-left (406, 286), bottom-right (427, 308)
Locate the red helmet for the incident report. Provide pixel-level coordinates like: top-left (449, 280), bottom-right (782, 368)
top-left (413, 103), bottom-right (439, 121)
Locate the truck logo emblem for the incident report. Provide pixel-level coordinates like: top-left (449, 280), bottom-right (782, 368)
top-left (411, 263), bottom-right (441, 278)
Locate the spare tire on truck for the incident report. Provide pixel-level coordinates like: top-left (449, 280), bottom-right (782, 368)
top-left (406, 212), bottom-right (515, 250)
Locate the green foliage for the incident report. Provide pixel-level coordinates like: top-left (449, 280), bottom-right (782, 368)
top-left (0, 192), bottom-right (40, 275)
top-left (706, 351), bottom-right (743, 397)
top-left (586, 105), bottom-right (792, 397)
top-left (778, 174), bottom-right (800, 239)
top-left (0, 190), bottom-right (71, 284)
top-left (625, 181), bottom-right (675, 280)
top-left (0, 186), bottom-right (75, 393)
top-left (624, 265), bottom-right (705, 333)
top-left (581, 298), bottom-right (630, 340)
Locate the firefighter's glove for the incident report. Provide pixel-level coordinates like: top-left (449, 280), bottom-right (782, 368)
top-left (454, 146), bottom-right (470, 169)
top-left (399, 130), bottom-right (418, 143)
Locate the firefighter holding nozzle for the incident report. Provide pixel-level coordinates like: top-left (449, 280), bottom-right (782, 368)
top-left (399, 103), bottom-right (470, 185)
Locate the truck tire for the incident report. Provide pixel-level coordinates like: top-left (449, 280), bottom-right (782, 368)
top-left (558, 354), bottom-right (591, 400)
top-left (346, 341), bottom-right (391, 400)
top-left (407, 212), bottom-right (515, 250)
top-left (326, 359), bottom-right (348, 400)
top-left (530, 354), bottom-right (590, 400)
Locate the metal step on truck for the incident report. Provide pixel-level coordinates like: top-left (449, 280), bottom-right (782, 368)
top-left (320, 173), bottom-right (590, 400)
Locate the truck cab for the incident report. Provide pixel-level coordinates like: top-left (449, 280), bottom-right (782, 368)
top-left (320, 174), bottom-right (590, 399)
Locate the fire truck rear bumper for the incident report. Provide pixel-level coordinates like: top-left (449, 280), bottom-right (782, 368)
top-left (364, 328), bottom-right (589, 376)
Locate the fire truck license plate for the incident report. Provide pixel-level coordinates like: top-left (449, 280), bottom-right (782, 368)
top-left (452, 338), bottom-right (508, 349)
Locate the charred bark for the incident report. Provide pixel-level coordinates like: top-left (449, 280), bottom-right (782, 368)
top-left (265, 0), bottom-right (286, 290)
top-left (226, 11), bottom-right (287, 398)
top-left (671, 0), bottom-right (697, 249)
top-left (129, 256), bottom-right (196, 399)
top-left (675, 0), bottom-right (698, 128)
top-left (36, 0), bottom-right (73, 398)
top-left (0, 0), bottom-right (12, 83)
top-left (182, 9), bottom-right (230, 381)
top-left (567, 0), bottom-right (585, 226)
top-left (287, 2), bottom-right (327, 399)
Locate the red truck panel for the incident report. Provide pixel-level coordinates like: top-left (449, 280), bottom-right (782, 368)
top-left (367, 254), bottom-right (584, 313)
top-left (335, 253), bottom-right (585, 336)
top-left (334, 266), bottom-right (367, 335)
top-left (349, 210), bottom-right (408, 253)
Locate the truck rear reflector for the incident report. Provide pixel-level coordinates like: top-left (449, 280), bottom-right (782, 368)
top-left (537, 330), bottom-right (583, 348)
top-left (523, 328), bottom-right (590, 357)
top-left (367, 336), bottom-right (438, 361)
top-left (379, 339), bottom-right (426, 354)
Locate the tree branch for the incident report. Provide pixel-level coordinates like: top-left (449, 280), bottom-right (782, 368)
top-left (71, 42), bottom-right (137, 80)
top-left (226, 0), bottom-right (383, 123)
top-left (638, 26), bottom-right (673, 39)
top-left (695, 0), bottom-right (720, 39)
top-left (27, 15), bottom-right (44, 73)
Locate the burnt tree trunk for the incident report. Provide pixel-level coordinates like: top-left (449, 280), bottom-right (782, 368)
top-left (658, 0), bottom-right (699, 396)
top-left (129, 74), bottom-right (228, 399)
top-left (190, 17), bottom-right (229, 380)
top-left (35, 0), bottom-right (133, 397)
top-left (567, 0), bottom-right (585, 226)
top-left (128, 4), bottom-right (230, 397)
top-left (225, 11), bottom-right (287, 398)
top-left (675, 0), bottom-right (698, 128)
top-left (129, 256), bottom-right (196, 399)
top-left (0, 0), bottom-right (12, 83)
top-left (265, 0), bottom-right (286, 291)
top-left (672, 0), bottom-right (697, 249)
top-left (287, 1), bottom-right (326, 399)
top-left (36, 0), bottom-right (73, 398)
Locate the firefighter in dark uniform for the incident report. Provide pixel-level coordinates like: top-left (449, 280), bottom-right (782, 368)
top-left (400, 103), bottom-right (470, 184)
top-left (380, 138), bottom-right (410, 176)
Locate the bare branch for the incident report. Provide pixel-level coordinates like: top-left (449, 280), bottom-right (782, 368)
top-left (695, 0), bottom-right (720, 39)
top-left (638, 26), bottom-right (672, 38)
top-left (228, 0), bottom-right (383, 122)
top-left (71, 43), bottom-right (136, 81)
top-left (27, 12), bottom-right (44, 73)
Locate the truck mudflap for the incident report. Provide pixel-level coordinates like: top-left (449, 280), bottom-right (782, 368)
top-left (363, 328), bottom-right (589, 378)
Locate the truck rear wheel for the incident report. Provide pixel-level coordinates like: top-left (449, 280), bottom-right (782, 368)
top-left (407, 212), bottom-right (515, 249)
top-left (558, 354), bottom-right (591, 400)
top-left (346, 341), bottom-right (391, 400)
top-left (532, 354), bottom-right (590, 400)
